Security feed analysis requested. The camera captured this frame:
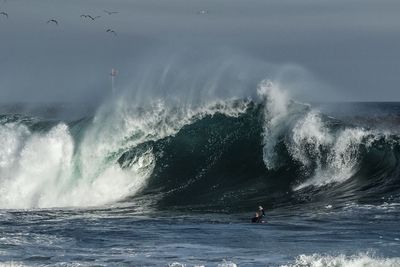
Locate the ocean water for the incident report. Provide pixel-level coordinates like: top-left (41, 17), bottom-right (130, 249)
top-left (0, 204), bottom-right (399, 266)
top-left (0, 82), bottom-right (399, 266)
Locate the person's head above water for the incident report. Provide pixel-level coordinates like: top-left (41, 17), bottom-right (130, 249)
top-left (259, 206), bottom-right (263, 211)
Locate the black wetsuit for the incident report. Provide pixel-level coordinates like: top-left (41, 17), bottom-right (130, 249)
top-left (260, 209), bottom-right (265, 217)
top-left (251, 208), bottom-right (266, 223)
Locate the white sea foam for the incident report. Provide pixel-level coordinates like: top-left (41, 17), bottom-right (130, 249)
top-left (281, 253), bottom-right (400, 267)
top-left (168, 263), bottom-right (186, 267)
top-left (292, 114), bottom-right (369, 190)
top-left (290, 111), bottom-right (333, 168)
top-left (217, 260), bottom-right (238, 267)
top-left (0, 123), bottom-right (74, 208)
top-left (0, 263), bottom-right (26, 267)
top-left (167, 260), bottom-right (237, 267)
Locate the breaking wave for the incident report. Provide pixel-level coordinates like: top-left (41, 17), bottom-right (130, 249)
top-left (0, 80), bottom-right (400, 210)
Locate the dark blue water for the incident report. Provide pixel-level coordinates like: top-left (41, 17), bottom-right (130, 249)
top-left (0, 203), bottom-right (399, 266)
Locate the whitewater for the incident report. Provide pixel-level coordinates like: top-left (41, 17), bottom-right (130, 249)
top-left (0, 81), bottom-right (399, 266)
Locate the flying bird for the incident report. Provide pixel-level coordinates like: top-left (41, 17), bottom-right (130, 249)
top-left (81, 14), bottom-right (100, 21)
top-left (104, 10), bottom-right (118, 15)
top-left (0, 11), bottom-right (8, 18)
top-left (106, 29), bottom-right (117, 36)
top-left (87, 15), bottom-right (101, 20)
top-left (46, 19), bottom-right (58, 25)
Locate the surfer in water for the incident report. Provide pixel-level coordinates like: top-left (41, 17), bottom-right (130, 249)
top-left (251, 206), bottom-right (266, 223)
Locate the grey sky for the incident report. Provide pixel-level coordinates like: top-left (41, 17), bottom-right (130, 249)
top-left (0, 0), bottom-right (399, 103)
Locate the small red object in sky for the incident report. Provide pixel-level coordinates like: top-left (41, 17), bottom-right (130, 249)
top-left (111, 68), bottom-right (118, 77)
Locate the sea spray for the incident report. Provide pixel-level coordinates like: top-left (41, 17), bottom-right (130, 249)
top-left (258, 80), bottom-right (292, 169)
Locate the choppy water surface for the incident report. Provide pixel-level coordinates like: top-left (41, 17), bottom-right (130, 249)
top-left (0, 203), bottom-right (399, 266)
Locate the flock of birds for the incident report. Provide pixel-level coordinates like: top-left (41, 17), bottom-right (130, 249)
top-left (0, 9), bottom-right (120, 36)
top-left (0, 8), bottom-right (210, 37)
